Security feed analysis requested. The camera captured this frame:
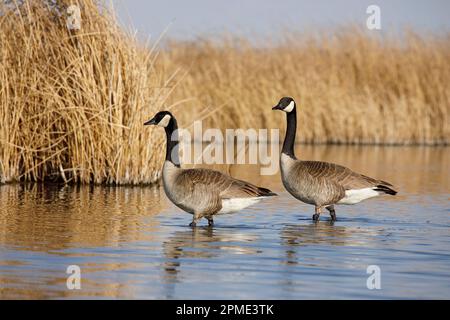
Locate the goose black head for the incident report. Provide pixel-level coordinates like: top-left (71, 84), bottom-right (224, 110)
top-left (144, 111), bottom-right (174, 128)
top-left (272, 97), bottom-right (296, 113)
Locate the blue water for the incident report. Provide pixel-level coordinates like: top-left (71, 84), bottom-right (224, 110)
top-left (0, 146), bottom-right (449, 299)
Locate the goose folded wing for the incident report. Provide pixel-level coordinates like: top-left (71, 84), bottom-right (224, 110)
top-left (177, 168), bottom-right (272, 199)
top-left (300, 161), bottom-right (386, 190)
top-left (220, 178), bottom-right (274, 198)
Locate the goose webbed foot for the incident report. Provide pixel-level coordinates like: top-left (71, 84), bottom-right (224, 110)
top-left (330, 212), bottom-right (337, 221)
top-left (190, 213), bottom-right (202, 227)
top-left (326, 205), bottom-right (337, 221)
top-left (313, 206), bottom-right (322, 221)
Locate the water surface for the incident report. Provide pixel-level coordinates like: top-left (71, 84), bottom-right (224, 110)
top-left (0, 145), bottom-right (449, 299)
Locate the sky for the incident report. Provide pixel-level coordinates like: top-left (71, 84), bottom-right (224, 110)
top-left (112, 0), bottom-right (450, 41)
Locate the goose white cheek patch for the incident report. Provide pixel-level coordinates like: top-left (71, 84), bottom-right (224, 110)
top-left (283, 101), bottom-right (295, 113)
top-left (158, 114), bottom-right (171, 127)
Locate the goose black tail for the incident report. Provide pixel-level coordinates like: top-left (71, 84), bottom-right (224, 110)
top-left (374, 184), bottom-right (397, 195)
top-left (258, 187), bottom-right (277, 197)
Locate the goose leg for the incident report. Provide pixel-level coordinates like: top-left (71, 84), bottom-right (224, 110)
top-left (190, 212), bottom-right (202, 227)
top-left (326, 205), bottom-right (337, 221)
top-left (313, 206), bottom-right (322, 221)
top-left (206, 216), bottom-right (214, 226)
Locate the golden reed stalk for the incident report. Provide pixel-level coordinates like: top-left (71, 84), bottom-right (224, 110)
top-left (1, 1), bottom-right (449, 184)
top-left (0, 0), bottom-right (173, 184)
top-left (164, 30), bottom-right (450, 145)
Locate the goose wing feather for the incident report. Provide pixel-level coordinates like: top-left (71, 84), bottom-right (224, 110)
top-left (299, 160), bottom-right (390, 190)
top-left (177, 168), bottom-right (273, 199)
top-left (168, 167), bottom-right (276, 216)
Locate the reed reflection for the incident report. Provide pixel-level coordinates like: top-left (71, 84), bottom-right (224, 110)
top-left (0, 184), bottom-right (165, 251)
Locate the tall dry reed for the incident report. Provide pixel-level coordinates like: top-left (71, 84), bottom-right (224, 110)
top-left (0, 0), bottom-right (173, 184)
top-left (163, 29), bottom-right (450, 145)
top-left (1, 1), bottom-right (448, 185)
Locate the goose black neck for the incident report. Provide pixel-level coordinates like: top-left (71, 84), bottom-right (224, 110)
top-left (282, 109), bottom-right (297, 159)
top-left (164, 118), bottom-right (180, 167)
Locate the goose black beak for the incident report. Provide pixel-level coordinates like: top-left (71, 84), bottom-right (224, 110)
top-left (272, 104), bottom-right (282, 110)
top-left (144, 118), bottom-right (157, 126)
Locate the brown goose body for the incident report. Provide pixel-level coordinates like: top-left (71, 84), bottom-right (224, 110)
top-left (145, 111), bottom-right (276, 227)
top-left (281, 154), bottom-right (396, 206)
top-left (273, 97), bottom-right (397, 221)
top-left (163, 161), bottom-right (276, 218)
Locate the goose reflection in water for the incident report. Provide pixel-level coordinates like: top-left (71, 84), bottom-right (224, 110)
top-left (281, 223), bottom-right (380, 265)
top-left (162, 227), bottom-right (260, 280)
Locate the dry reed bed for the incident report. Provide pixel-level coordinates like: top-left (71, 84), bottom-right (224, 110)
top-left (163, 30), bottom-right (450, 145)
top-left (0, 0), bottom-right (171, 184)
top-left (1, 1), bottom-right (449, 185)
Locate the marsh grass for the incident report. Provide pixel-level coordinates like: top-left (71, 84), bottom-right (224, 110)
top-left (0, 0), bottom-right (173, 184)
top-left (164, 29), bottom-right (450, 145)
top-left (1, 1), bottom-right (448, 185)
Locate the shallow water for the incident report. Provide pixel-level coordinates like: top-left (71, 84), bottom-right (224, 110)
top-left (0, 145), bottom-right (449, 299)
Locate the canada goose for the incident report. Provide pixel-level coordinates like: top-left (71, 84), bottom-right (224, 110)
top-left (144, 111), bottom-right (277, 227)
top-left (272, 97), bottom-right (397, 221)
